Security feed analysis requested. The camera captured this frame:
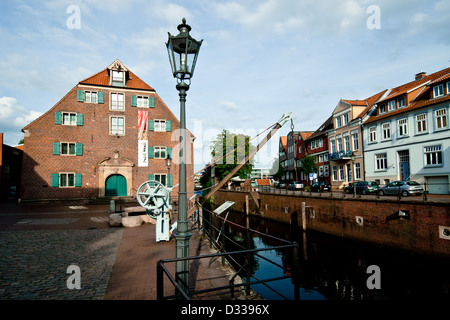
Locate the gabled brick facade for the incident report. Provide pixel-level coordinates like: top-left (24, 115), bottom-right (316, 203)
top-left (21, 60), bottom-right (194, 200)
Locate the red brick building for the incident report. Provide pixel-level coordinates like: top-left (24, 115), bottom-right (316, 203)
top-left (21, 59), bottom-right (194, 200)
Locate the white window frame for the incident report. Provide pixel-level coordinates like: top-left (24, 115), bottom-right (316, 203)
top-left (137, 96), bottom-right (149, 108)
top-left (354, 162), bottom-right (361, 180)
top-left (435, 108), bottom-right (448, 130)
top-left (398, 118), bottom-right (408, 137)
top-left (375, 153), bottom-right (387, 171)
top-left (369, 127), bottom-right (377, 142)
top-left (324, 165), bottom-right (329, 177)
top-left (59, 172), bottom-right (75, 188)
top-left (110, 116), bottom-right (125, 135)
top-left (60, 142), bottom-right (76, 156)
top-left (379, 104), bottom-right (386, 114)
top-left (154, 119), bottom-right (167, 132)
top-left (424, 145), bottom-right (443, 166)
top-left (416, 113), bottom-right (427, 133)
top-left (62, 112), bottom-right (77, 126)
top-left (344, 135), bottom-right (350, 152)
top-left (336, 116), bottom-right (342, 128)
top-left (382, 122), bottom-right (391, 140)
top-left (397, 97), bottom-right (405, 108)
top-left (433, 84), bottom-right (444, 98)
top-left (388, 100), bottom-right (396, 112)
top-left (110, 93), bottom-right (125, 111)
top-left (154, 146), bottom-right (167, 159)
top-left (84, 91), bottom-right (98, 103)
top-left (352, 132), bottom-right (359, 150)
top-left (154, 174), bottom-right (168, 186)
top-left (343, 113), bottom-right (349, 125)
top-left (338, 165), bottom-right (344, 181)
top-left (332, 166), bottom-right (338, 181)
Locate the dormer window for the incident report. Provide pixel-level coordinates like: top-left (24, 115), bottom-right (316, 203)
top-left (397, 97), bottom-right (405, 108)
top-left (112, 71), bottom-right (124, 87)
top-left (388, 100), bottom-right (396, 111)
top-left (433, 84), bottom-right (443, 98)
top-left (379, 103), bottom-right (386, 114)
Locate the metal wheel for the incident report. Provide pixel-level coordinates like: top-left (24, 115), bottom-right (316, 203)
top-left (137, 180), bottom-right (170, 218)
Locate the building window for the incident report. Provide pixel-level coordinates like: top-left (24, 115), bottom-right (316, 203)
top-left (398, 118), bottom-right (408, 137)
top-left (352, 132), bottom-right (359, 150)
top-left (433, 84), bottom-right (444, 98)
top-left (379, 104), bottom-right (386, 114)
top-left (318, 154), bottom-right (323, 163)
top-left (112, 71), bottom-right (124, 86)
top-left (110, 117), bottom-right (125, 135)
top-left (332, 166), bottom-right (338, 181)
top-left (324, 153), bottom-right (328, 161)
top-left (60, 173), bottom-right (75, 188)
top-left (424, 145), bottom-right (442, 166)
top-left (337, 138), bottom-right (343, 152)
top-left (369, 127), bottom-right (377, 142)
top-left (382, 123), bottom-right (391, 140)
top-left (319, 166), bottom-right (324, 177)
top-left (61, 143), bottom-right (76, 155)
top-left (344, 135), bottom-right (350, 152)
top-left (324, 165), bottom-right (329, 177)
top-left (137, 96), bottom-right (149, 108)
top-left (154, 120), bottom-right (167, 132)
top-left (62, 112), bottom-right (77, 126)
top-left (354, 162), bottom-right (361, 180)
top-left (85, 91), bottom-right (98, 103)
top-left (330, 140), bottom-right (335, 154)
top-left (416, 114), bottom-right (427, 133)
top-left (346, 164), bottom-right (352, 182)
top-left (154, 146), bottom-right (167, 159)
top-left (111, 93), bottom-right (125, 111)
top-left (155, 174), bottom-right (167, 186)
top-left (388, 100), bottom-right (396, 111)
top-left (447, 82), bottom-right (450, 95)
top-left (343, 113), bottom-right (349, 125)
top-left (336, 116), bottom-right (342, 128)
top-left (435, 108), bottom-right (447, 130)
top-left (375, 153), bottom-right (387, 170)
top-left (397, 97), bottom-right (405, 108)
top-left (339, 165), bottom-right (344, 181)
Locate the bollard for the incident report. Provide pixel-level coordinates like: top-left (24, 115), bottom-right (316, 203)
top-left (110, 200), bottom-right (116, 213)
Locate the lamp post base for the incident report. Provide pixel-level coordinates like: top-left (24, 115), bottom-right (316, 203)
top-left (174, 232), bottom-right (192, 294)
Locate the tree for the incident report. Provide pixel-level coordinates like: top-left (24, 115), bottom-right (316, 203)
top-left (299, 155), bottom-right (317, 185)
top-left (270, 158), bottom-right (285, 181)
top-left (205, 129), bottom-right (255, 183)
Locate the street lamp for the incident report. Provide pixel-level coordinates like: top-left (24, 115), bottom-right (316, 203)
top-left (166, 154), bottom-right (172, 185)
top-left (166, 18), bottom-right (202, 294)
top-left (351, 154), bottom-right (356, 197)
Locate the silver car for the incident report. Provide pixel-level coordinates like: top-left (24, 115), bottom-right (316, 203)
top-left (378, 180), bottom-right (423, 197)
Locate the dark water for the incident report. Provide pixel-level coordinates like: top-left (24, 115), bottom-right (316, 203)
top-left (205, 210), bottom-right (450, 300)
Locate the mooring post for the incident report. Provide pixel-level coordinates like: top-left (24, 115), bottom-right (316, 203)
top-left (245, 195), bottom-right (251, 296)
top-left (301, 202), bottom-right (306, 231)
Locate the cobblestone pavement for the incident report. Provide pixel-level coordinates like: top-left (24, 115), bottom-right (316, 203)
top-left (0, 202), bottom-right (123, 300)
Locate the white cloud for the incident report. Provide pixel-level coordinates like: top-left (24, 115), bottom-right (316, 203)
top-left (220, 101), bottom-right (238, 111)
top-left (0, 97), bottom-right (17, 119)
top-left (0, 96), bottom-right (42, 130)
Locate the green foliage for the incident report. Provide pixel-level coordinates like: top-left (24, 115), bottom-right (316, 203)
top-left (299, 155), bottom-right (317, 184)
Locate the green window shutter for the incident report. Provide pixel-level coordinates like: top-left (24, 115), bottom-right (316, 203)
top-left (166, 120), bottom-right (172, 132)
top-left (55, 112), bottom-right (62, 125)
top-left (148, 147), bottom-right (154, 159)
top-left (148, 174), bottom-right (155, 181)
top-left (76, 113), bottom-right (83, 126)
top-left (168, 174), bottom-right (173, 187)
top-left (75, 173), bottom-right (82, 187)
top-left (75, 143), bottom-right (83, 156)
top-left (98, 92), bottom-right (104, 104)
top-left (148, 120), bottom-right (154, 131)
top-left (52, 174), bottom-right (59, 187)
top-left (77, 90), bottom-right (84, 102)
top-left (149, 97), bottom-right (155, 108)
top-left (131, 95), bottom-right (137, 107)
top-left (167, 147), bottom-right (172, 157)
top-left (53, 142), bottom-right (60, 155)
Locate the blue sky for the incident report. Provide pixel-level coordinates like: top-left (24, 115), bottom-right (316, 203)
top-left (1, 0), bottom-right (449, 173)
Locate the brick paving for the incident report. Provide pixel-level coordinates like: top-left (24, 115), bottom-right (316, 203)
top-left (0, 202), bottom-right (245, 300)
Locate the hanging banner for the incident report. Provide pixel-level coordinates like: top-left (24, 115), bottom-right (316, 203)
top-left (138, 110), bottom-right (148, 167)
top-left (138, 110), bottom-right (148, 140)
top-left (138, 139), bottom-right (148, 167)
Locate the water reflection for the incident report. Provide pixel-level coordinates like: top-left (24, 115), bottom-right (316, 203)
top-left (205, 209), bottom-right (450, 300)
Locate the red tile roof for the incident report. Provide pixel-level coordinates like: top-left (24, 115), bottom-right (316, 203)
top-left (255, 179), bottom-right (271, 186)
top-left (365, 67), bottom-right (450, 124)
top-left (79, 63), bottom-right (154, 91)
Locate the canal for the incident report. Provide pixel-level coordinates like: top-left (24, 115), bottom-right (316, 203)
top-left (203, 208), bottom-right (450, 300)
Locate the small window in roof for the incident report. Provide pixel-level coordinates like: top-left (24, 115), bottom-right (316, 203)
top-left (112, 71), bottom-right (124, 87)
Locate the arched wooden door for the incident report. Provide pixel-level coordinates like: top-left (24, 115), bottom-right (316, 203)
top-left (105, 174), bottom-right (127, 197)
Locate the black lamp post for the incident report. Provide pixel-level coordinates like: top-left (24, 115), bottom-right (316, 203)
top-left (166, 18), bottom-right (202, 294)
top-left (166, 154), bottom-right (172, 185)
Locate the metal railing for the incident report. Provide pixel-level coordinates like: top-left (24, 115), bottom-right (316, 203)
top-left (156, 205), bottom-right (299, 300)
top-left (257, 182), bottom-right (450, 202)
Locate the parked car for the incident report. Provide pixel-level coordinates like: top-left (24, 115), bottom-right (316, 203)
top-left (310, 181), bottom-right (331, 192)
top-left (288, 181), bottom-right (304, 190)
top-left (378, 180), bottom-right (423, 197)
top-left (344, 181), bottom-right (379, 195)
top-left (275, 182), bottom-right (286, 189)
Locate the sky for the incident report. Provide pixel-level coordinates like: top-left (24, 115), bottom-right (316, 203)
top-left (1, 0), bottom-right (450, 173)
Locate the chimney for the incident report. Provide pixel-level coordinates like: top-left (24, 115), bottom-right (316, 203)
top-left (415, 71), bottom-right (426, 81)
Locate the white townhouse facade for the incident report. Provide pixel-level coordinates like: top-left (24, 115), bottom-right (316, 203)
top-left (362, 69), bottom-right (450, 194)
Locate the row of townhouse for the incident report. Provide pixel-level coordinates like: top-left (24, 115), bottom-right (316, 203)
top-left (279, 67), bottom-right (450, 194)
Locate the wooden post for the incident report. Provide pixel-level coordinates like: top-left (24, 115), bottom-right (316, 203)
top-left (245, 195), bottom-right (251, 295)
top-left (301, 202), bottom-right (306, 231)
